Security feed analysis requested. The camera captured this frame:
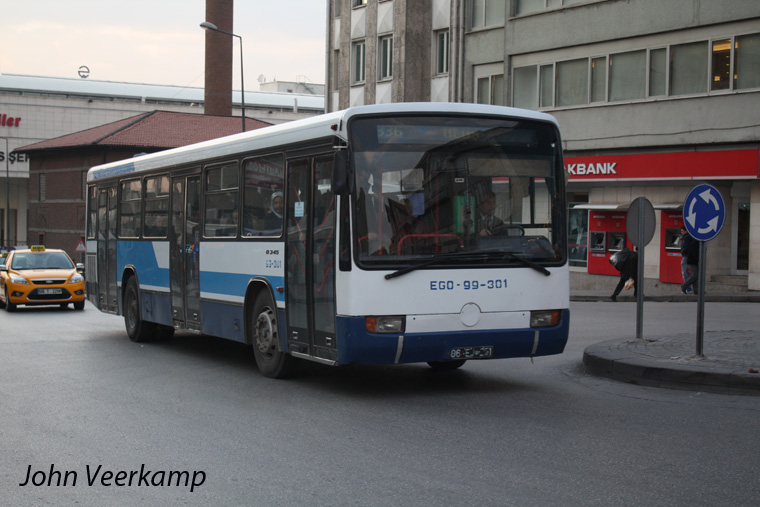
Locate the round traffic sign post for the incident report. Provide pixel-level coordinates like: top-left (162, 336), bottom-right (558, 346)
top-left (626, 197), bottom-right (656, 340)
top-left (682, 184), bottom-right (726, 357)
top-left (683, 183), bottom-right (725, 241)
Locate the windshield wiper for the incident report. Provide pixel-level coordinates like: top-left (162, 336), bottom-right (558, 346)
top-left (385, 252), bottom-right (488, 280)
top-left (384, 250), bottom-right (550, 280)
top-left (494, 251), bottom-right (551, 276)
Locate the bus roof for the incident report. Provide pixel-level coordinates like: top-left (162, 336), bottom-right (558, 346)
top-left (86, 103), bottom-right (559, 183)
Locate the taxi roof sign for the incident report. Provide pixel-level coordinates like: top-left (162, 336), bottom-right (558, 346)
top-left (30, 245), bottom-right (46, 252)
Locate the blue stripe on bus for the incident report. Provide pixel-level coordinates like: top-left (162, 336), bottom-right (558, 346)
top-left (335, 310), bottom-right (570, 365)
top-left (117, 240), bottom-right (169, 289)
top-left (200, 272), bottom-right (285, 302)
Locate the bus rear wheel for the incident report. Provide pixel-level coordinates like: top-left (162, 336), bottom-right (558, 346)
top-left (251, 291), bottom-right (296, 379)
top-left (427, 360), bottom-right (467, 371)
top-left (124, 277), bottom-right (156, 342)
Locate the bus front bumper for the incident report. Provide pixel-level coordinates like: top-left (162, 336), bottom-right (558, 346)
top-left (334, 309), bottom-right (570, 365)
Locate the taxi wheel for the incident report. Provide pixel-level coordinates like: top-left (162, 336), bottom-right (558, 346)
top-left (250, 291), bottom-right (297, 379)
top-left (74, 301), bottom-right (85, 311)
top-left (427, 360), bottom-right (467, 371)
top-left (124, 277), bottom-right (156, 342)
top-left (5, 287), bottom-right (16, 312)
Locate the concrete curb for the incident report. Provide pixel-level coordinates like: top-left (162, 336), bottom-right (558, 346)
top-left (583, 337), bottom-right (760, 396)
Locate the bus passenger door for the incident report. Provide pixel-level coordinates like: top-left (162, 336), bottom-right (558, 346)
top-left (97, 186), bottom-right (118, 313)
top-left (170, 175), bottom-right (202, 330)
top-left (285, 156), bottom-right (337, 362)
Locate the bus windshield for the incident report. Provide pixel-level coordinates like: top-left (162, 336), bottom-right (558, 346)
top-left (350, 115), bottom-right (566, 267)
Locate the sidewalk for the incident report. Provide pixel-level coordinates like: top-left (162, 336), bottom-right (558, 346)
top-left (574, 288), bottom-right (760, 395)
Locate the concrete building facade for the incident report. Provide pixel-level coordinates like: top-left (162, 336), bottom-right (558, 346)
top-left (0, 73), bottom-right (323, 250)
top-left (325, 0), bottom-right (760, 291)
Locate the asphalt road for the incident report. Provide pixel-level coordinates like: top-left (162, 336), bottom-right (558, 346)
top-left (1, 300), bottom-right (758, 506)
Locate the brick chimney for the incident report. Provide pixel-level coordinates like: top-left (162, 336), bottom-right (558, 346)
top-left (204, 0), bottom-right (234, 116)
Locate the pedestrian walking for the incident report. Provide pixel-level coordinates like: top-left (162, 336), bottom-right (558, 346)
top-left (679, 227), bottom-right (693, 294)
top-left (681, 230), bottom-right (700, 294)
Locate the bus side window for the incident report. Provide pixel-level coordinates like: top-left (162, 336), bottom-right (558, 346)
top-left (204, 162), bottom-right (239, 238)
top-left (243, 154), bottom-right (285, 237)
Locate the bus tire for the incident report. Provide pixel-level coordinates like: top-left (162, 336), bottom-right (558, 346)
top-left (427, 360), bottom-right (466, 371)
top-left (155, 325), bottom-right (175, 341)
top-left (251, 291), bottom-right (296, 379)
top-left (124, 277), bottom-right (156, 342)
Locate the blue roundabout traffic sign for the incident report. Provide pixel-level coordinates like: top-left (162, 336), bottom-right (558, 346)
top-left (683, 183), bottom-right (725, 242)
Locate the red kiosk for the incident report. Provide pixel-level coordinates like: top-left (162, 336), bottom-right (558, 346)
top-left (587, 209), bottom-right (631, 276)
top-left (660, 211), bottom-right (685, 284)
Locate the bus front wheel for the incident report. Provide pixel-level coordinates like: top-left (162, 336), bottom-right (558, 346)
top-left (251, 291), bottom-right (296, 379)
top-left (124, 277), bottom-right (156, 342)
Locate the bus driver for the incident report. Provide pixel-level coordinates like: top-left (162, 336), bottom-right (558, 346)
top-left (475, 192), bottom-right (504, 237)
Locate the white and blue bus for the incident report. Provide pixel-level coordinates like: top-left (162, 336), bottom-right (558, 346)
top-left (86, 103), bottom-right (569, 378)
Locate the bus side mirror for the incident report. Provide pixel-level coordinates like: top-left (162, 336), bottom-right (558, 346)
top-left (332, 150), bottom-right (348, 195)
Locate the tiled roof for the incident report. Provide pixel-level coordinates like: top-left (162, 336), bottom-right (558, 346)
top-left (19, 111), bottom-right (271, 152)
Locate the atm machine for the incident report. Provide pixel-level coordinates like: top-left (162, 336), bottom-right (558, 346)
top-left (660, 211), bottom-right (685, 283)
top-left (588, 210), bottom-right (630, 276)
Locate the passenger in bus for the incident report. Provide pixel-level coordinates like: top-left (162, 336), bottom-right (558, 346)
top-left (475, 192), bottom-right (505, 237)
top-left (264, 191), bottom-right (283, 230)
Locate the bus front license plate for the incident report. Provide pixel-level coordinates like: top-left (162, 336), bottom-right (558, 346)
top-left (450, 346), bottom-right (492, 359)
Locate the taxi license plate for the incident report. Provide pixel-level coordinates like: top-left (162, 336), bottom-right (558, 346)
top-left (38, 288), bottom-right (62, 295)
top-left (449, 346), bottom-right (493, 359)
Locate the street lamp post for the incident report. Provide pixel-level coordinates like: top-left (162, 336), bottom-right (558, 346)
top-left (200, 21), bottom-right (246, 132)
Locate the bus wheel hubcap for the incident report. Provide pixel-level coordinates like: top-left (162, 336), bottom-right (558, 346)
top-left (255, 309), bottom-right (276, 357)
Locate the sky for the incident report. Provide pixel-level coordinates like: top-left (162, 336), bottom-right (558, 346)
top-left (1, 0), bottom-right (327, 89)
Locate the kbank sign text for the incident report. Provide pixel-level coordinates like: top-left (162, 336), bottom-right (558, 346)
top-left (566, 162), bottom-right (617, 176)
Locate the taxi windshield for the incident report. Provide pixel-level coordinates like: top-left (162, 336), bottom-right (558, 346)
top-left (11, 252), bottom-right (74, 270)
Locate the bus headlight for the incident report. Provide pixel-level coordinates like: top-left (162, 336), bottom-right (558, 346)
top-left (530, 310), bottom-right (561, 328)
top-left (366, 316), bottom-right (405, 334)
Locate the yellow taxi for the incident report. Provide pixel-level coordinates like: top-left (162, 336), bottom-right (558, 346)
top-left (0, 246), bottom-right (85, 311)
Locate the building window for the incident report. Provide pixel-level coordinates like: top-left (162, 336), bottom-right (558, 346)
top-left (540, 64), bottom-right (554, 107)
top-left (516, 0), bottom-right (591, 16)
top-left (513, 66), bottom-right (537, 109)
top-left (471, 0), bottom-right (505, 30)
top-left (670, 41), bottom-right (708, 96)
top-left (609, 50), bottom-right (646, 102)
top-left (39, 173), bottom-right (46, 201)
top-left (379, 36), bottom-right (393, 80)
top-left (649, 48), bottom-right (667, 97)
top-left (711, 39), bottom-right (731, 91)
top-left (352, 41), bottom-right (366, 84)
top-left (590, 57), bottom-right (606, 103)
top-left (475, 68), bottom-right (504, 106)
top-left (734, 33), bottom-right (760, 90)
top-left (436, 30), bottom-right (450, 75)
top-left (512, 31), bottom-right (760, 108)
top-left (353, 0), bottom-right (367, 7)
top-left (555, 58), bottom-right (587, 107)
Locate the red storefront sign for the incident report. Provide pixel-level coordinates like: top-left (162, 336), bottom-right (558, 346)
top-left (565, 149), bottom-right (760, 182)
